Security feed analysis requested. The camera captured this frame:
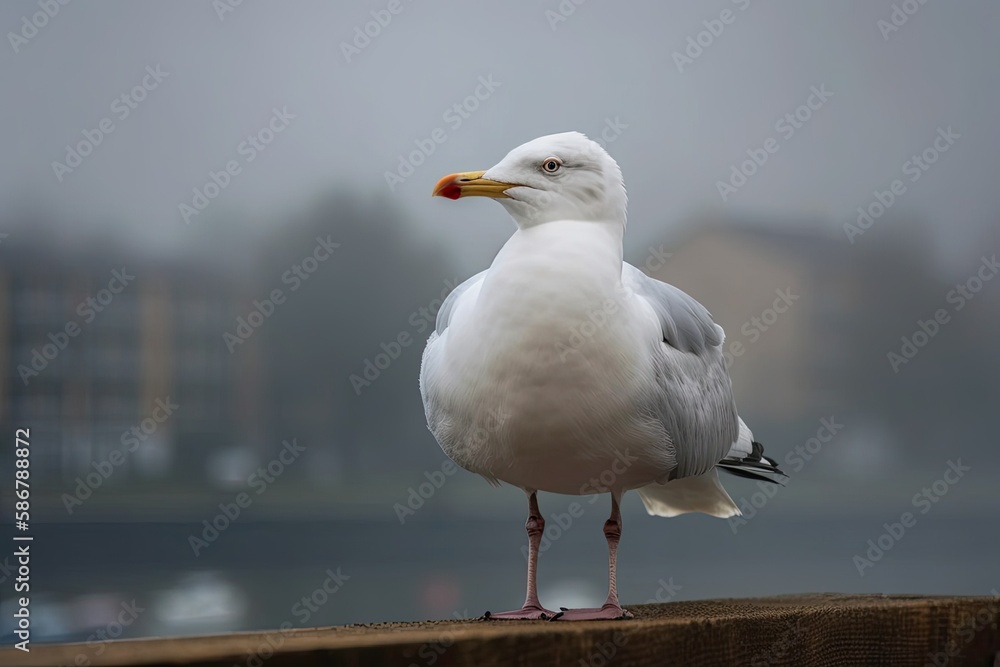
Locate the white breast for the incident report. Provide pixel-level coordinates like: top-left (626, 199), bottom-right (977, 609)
top-left (421, 221), bottom-right (673, 493)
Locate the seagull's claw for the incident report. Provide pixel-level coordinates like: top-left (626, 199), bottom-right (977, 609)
top-left (548, 604), bottom-right (634, 621)
top-left (482, 605), bottom-right (559, 621)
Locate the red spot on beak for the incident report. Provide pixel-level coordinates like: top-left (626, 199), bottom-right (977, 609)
top-left (433, 173), bottom-right (469, 200)
top-left (433, 171), bottom-right (497, 199)
top-left (438, 182), bottom-right (462, 200)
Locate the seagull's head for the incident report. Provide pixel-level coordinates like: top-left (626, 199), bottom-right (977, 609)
top-left (433, 132), bottom-right (627, 228)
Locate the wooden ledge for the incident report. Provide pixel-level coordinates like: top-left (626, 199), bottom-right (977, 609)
top-left (4, 594), bottom-right (999, 667)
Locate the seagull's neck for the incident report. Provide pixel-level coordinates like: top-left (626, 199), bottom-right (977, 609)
top-left (499, 219), bottom-right (624, 269)
top-left (452, 219), bottom-right (638, 381)
top-left (483, 220), bottom-right (626, 302)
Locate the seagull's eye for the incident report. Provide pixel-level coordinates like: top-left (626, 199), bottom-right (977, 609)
top-left (541, 158), bottom-right (562, 174)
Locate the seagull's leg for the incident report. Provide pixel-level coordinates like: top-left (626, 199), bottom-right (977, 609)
top-left (484, 491), bottom-right (558, 620)
top-left (552, 491), bottom-right (633, 621)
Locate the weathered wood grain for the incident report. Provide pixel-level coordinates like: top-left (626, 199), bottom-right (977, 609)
top-left (4, 594), bottom-right (998, 667)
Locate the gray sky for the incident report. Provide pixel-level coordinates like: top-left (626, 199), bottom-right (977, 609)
top-left (2, 0), bottom-right (998, 275)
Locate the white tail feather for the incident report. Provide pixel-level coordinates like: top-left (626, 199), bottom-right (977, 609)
top-left (637, 469), bottom-right (740, 518)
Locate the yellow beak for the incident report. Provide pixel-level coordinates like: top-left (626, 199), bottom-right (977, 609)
top-left (432, 171), bottom-right (513, 200)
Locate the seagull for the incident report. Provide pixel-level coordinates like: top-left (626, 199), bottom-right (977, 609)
top-left (420, 132), bottom-right (785, 621)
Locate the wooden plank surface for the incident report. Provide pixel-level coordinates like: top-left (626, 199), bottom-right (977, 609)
top-left (3, 594), bottom-right (999, 667)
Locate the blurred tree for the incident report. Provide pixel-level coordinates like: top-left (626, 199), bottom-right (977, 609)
top-left (251, 194), bottom-right (458, 481)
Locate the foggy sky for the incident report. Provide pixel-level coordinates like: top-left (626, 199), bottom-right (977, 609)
top-left (2, 0), bottom-right (998, 276)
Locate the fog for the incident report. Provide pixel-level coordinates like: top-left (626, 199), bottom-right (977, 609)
top-left (1, 0), bottom-right (997, 645)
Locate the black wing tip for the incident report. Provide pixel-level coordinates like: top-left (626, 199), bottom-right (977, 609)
top-left (718, 440), bottom-right (788, 484)
top-left (719, 463), bottom-right (787, 486)
top-left (718, 463), bottom-right (789, 484)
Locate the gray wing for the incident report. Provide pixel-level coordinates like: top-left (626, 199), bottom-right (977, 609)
top-left (435, 270), bottom-right (487, 335)
top-left (622, 263), bottom-right (722, 353)
top-left (622, 263), bottom-right (738, 479)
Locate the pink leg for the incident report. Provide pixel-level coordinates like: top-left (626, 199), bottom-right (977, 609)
top-left (553, 492), bottom-right (633, 621)
top-left (484, 491), bottom-right (558, 620)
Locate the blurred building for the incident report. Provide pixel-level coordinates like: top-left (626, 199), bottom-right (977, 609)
top-left (2, 210), bottom-right (995, 495)
top-left (652, 221), bottom-right (857, 421)
top-left (650, 216), bottom-right (997, 473)
top-left (0, 240), bottom-right (263, 487)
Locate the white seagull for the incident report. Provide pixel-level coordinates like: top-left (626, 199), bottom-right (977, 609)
top-left (420, 132), bottom-right (784, 621)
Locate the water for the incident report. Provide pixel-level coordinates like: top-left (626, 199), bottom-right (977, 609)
top-left (2, 509), bottom-right (995, 646)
